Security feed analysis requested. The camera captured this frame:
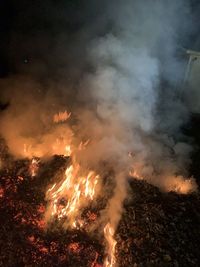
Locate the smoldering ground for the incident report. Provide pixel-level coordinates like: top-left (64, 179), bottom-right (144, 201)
top-left (0, 0), bottom-right (199, 235)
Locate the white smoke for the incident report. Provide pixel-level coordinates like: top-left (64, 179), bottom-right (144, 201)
top-left (73, 0), bottom-right (198, 233)
top-left (0, 0), bottom-right (199, 236)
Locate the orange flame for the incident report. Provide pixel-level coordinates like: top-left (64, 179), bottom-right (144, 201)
top-left (104, 223), bottom-right (117, 267)
top-left (129, 168), bottom-right (143, 180)
top-left (29, 158), bottom-right (39, 177)
top-left (78, 139), bottom-right (90, 150)
top-left (164, 175), bottom-right (198, 194)
top-left (64, 145), bottom-right (72, 157)
top-left (46, 148), bottom-right (100, 228)
top-left (53, 110), bottom-right (71, 123)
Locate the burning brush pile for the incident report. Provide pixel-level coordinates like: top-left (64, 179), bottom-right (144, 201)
top-left (0, 111), bottom-right (200, 267)
top-left (1, 1), bottom-right (200, 266)
top-left (0, 140), bottom-right (104, 267)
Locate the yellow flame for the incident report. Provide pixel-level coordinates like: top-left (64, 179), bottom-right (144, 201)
top-left (64, 145), bottom-right (72, 157)
top-left (46, 150), bottom-right (100, 228)
top-left (104, 223), bottom-right (117, 267)
top-left (29, 158), bottom-right (39, 177)
top-left (129, 169), bottom-right (143, 180)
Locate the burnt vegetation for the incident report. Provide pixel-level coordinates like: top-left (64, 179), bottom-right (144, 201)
top-left (0, 116), bottom-right (200, 267)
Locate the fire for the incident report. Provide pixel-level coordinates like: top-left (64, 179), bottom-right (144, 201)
top-left (129, 168), bottom-right (143, 180)
top-left (29, 158), bottom-right (39, 177)
top-left (51, 137), bottom-right (72, 156)
top-left (78, 139), bottom-right (90, 150)
top-left (0, 186), bottom-right (4, 198)
top-left (129, 167), bottom-right (197, 194)
top-left (104, 223), bottom-right (117, 267)
top-left (45, 148), bottom-right (100, 228)
top-left (24, 143), bottom-right (32, 157)
top-left (165, 175), bottom-right (198, 194)
top-left (68, 242), bottom-right (81, 253)
top-left (64, 145), bottom-right (72, 156)
top-left (53, 110), bottom-right (71, 123)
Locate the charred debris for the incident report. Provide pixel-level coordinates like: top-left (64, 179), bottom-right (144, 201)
top-left (0, 131), bottom-right (200, 267)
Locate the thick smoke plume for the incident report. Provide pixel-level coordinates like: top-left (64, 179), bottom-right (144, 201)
top-left (0, 0), bottom-right (199, 240)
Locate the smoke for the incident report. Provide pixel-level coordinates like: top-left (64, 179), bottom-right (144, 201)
top-left (0, 76), bottom-right (74, 157)
top-left (0, 0), bottom-right (199, 237)
top-left (74, 0), bottom-right (198, 233)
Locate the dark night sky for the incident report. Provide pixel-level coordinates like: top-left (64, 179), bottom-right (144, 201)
top-left (0, 0), bottom-right (92, 77)
top-left (0, 0), bottom-right (199, 79)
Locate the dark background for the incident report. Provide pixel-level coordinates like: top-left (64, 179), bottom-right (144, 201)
top-left (0, 0), bottom-right (199, 78)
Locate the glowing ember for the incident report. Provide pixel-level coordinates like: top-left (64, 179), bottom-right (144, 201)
top-left (45, 151), bottom-right (100, 228)
top-left (104, 223), bottom-right (117, 267)
top-left (37, 204), bottom-right (46, 213)
top-left (0, 186), bottom-right (4, 198)
top-left (87, 211), bottom-right (97, 221)
top-left (68, 242), bottom-right (81, 253)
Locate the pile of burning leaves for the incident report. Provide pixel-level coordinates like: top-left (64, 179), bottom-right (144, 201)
top-left (0, 140), bottom-right (103, 267)
top-left (0, 137), bottom-right (200, 267)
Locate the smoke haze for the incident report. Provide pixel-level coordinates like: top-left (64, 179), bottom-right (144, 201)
top-left (0, 0), bottom-right (199, 233)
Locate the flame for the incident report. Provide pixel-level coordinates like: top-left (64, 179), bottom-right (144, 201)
top-left (129, 167), bottom-right (197, 194)
top-left (53, 110), bottom-right (71, 123)
top-left (22, 110), bottom-right (73, 158)
top-left (165, 175), bottom-right (198, 194)
top-left (78, 139), bottom-right (90, 150)
top-left (23, 143), bottom-right (32, 157)
top-left (64, 145), bottom-right (72, 156)
top-left (52, 138), bottom-right (72, 156)
top-left (104, 223), bottom-right (117, 267)
top-left (46, 148), bottom-right (100, 228)
top-left (29, 158), bottom-right (39, 177)
top-left (129, 168), bottom-right (143, 180)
